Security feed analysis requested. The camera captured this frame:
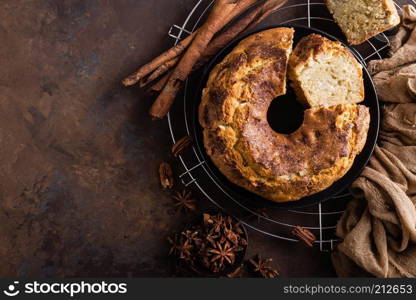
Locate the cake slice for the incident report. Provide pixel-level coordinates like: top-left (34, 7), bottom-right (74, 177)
top-left (288, 34), bottom-right (364, 107)
top-left (325, 0), bottom-right (400, 45)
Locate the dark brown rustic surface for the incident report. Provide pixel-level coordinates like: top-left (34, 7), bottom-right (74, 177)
top-left (0, 0), bottom-right (339, 277)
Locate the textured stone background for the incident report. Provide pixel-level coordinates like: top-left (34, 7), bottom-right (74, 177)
top-left (0, 0), bottom-right (344, 277)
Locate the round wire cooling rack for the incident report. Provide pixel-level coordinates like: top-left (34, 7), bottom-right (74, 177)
top-left (165, 0), bottom-right (410, 252)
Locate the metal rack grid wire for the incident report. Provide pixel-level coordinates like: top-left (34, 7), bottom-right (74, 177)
top-left (165, 0), bottom-right (409, 251)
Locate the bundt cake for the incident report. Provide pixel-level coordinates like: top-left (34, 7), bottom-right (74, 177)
top-left (199, 28), bottom-right (370, 203)
top-left (288, 34), bottom-right (364, 107)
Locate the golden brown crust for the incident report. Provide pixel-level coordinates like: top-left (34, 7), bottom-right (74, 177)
top-left (288, 34), bottom-right (364, 107)
top-left (289, 33), bottom-right (326, 64)
top-left (199, 28), bottom-right (370, 202)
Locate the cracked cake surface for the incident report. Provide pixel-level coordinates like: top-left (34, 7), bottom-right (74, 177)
top-left (199, 28), bottom-right (370, 202)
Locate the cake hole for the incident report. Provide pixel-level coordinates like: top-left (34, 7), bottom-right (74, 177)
top-left (267, 89), bottom-right (305, 134)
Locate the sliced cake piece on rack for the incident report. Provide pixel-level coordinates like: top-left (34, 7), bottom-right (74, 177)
top-left (325, 0), bottom-right (400, 45)
top-left (288, 34), bottom-right (364, 107)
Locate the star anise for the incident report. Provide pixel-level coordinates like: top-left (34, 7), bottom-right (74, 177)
top-left (208, 241), bottom-right (236, 270)
top-left (209, 213), bottom-right (225, 233)
top-left (182, 229), bottom-right (202, 247)
top-left (225, 221), bottom-right (246, 246)
top-left (223, 216), bottom-right (234, 230)
top-left (248, 255), bottom-right (279, 278)
top-left (168, 234), bottom-right (193, 260)
top-left (172, 190), bottom-right (196, 212)
top-left (203, 213), bottom-right (211, 225)
top-left (205, 231), bottom-right (219, 246)
top-left (168, 212), bottom-right (248, 276)
top-left (224, 227), bottom-right (240, 245)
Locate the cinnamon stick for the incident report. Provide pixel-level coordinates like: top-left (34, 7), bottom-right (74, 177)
top-left (148, 72), bottom-right (171, 94)
top-left (144, 0), bottom-right (287, 86)
top-left (197, 0), bottom-right (288, 68)
top-left (247, 0), bottom-right (288, 28)
top-left (291, 226), bottom-right (316, 248)
top-left (139, 57), bottom-right (178, 87)
top-left (150, 0), bottom-right (259, 119)
top-left (194, 9), bottom-right (259, 69)
top-left (122, 30), bottom-right (197, 87)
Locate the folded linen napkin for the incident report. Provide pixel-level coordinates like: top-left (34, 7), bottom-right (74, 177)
top-left (369, 5), bottom-right (416, 103)
top-left (332, 5), bottom-right (416, 278)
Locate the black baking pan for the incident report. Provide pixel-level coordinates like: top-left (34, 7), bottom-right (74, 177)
top-left (191, 25), bottom-right (380, 209)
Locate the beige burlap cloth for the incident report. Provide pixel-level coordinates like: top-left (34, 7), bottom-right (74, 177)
top-left (332, 5), bottom-right (416, 278)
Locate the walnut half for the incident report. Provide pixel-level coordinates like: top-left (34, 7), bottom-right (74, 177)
top-left (172, 136), bottom-right (192, 157)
